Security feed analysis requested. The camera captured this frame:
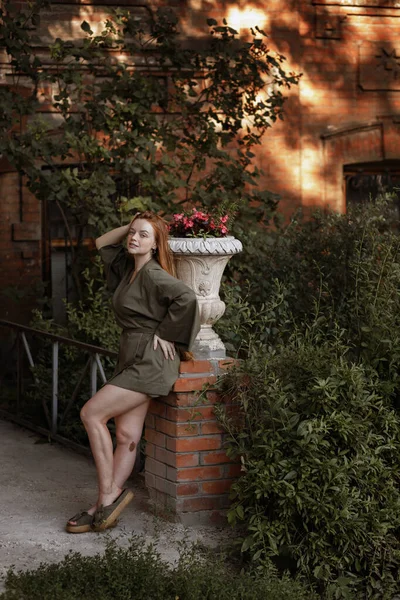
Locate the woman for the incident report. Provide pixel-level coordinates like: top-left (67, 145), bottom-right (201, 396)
top-left (66, 211), bottom-right (200, 533)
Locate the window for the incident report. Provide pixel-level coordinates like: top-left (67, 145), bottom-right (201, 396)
top-left (344, 161), bottom-right (400, 209)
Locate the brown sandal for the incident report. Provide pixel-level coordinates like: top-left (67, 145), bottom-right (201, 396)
top-left (92, 489), bottom-right (134, 532)
top-left (66, 510), bottom-right (119, 533)
top-left (65, 511), bottom-right (94, 534)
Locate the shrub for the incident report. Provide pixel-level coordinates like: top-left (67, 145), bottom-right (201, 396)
top-left (227, 195), bottom-right (400, 323)
top-left (216, 332), bottom-right (400, 598)
top-left (0, 537), bottom-right (316, 600)
top-left (216, 198), bottom-right (400, 597)
top-left (64, 257), bottom-right (120, 352)
top-left (215, 279), bottom-right (293, 357)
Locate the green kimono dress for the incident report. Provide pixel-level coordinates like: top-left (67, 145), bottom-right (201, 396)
top-left (99, 244), bottom-right (200, 397)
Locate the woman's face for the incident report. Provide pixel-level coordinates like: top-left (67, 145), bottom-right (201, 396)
top-left (126, 218), bottom-right (156, 257)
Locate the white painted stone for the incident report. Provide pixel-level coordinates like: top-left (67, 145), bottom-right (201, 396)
top-left (169, 236), bottom-right (243, 359)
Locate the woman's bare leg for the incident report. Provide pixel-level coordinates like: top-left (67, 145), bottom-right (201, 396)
top-left (68, 384), bottom-right (149, 524)
top-left (113, 399), bottom-right (150, 488)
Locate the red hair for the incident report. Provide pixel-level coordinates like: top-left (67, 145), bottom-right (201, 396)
top-left (130, 211), bottom-right (176, 276)
top-left (130, 211), bottom-right (195, 361)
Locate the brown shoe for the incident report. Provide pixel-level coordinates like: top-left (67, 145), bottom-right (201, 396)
top-left (92, 489), bottom-right (134, 532)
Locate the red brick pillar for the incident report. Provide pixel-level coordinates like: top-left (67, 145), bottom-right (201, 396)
top-left (144, 358), bottom-right (240, 525)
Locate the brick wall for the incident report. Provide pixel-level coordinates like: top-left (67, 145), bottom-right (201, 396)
top-left (293, 0), bottom-right (400, 210)
top-left (0, 167), bottom-right (42, 322)
top-left (145, 358), bottom-right (240, 525)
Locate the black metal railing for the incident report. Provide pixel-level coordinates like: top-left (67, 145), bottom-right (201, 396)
top-left (0, 319), bottom-right (118, 451)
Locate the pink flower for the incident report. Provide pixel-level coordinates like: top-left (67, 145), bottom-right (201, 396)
top-left (192, 209), bottom-right (208, 221)
top-left (183, 217), bottom-right (194, 228)
top-left (169, 206), bottom-right (233, 238)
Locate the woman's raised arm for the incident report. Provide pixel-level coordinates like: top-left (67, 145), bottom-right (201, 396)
top-left (95, 223), bottom-right (131, 250)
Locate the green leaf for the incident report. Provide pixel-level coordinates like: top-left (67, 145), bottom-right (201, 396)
top-left (241, 536), bottom-right (253, 552)
top-left (236, 505), bottom-right (244, 519)
top-left (81, 20), bottom-right (93, 34)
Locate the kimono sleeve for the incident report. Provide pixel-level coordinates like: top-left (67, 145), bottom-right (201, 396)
top-left (98, 244), bottom-right (130, 292)
top-left (155, 279), bottom-right (200, 351)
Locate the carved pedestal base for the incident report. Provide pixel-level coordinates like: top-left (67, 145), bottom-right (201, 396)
top-left (192, 324), bottom-right (226, 359)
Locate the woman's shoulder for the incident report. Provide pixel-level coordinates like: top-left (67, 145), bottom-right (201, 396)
top-left (145, 261), bottom-right (195, 296)
top-left (145, 260), bottom-right (183, 287)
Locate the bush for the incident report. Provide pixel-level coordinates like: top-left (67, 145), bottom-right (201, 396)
top-left (227, 196), bottom-right (400, 324)
top-left (0, 537), bottom-right (316, 600)
top-left (64, 256), bottom-right (120, 352)
top-left (216, 198), bottom-right (400, 598)
top-left (215, 279), bottom-right (293, 357)
top-left (217, 332), bottom-right (400, 598)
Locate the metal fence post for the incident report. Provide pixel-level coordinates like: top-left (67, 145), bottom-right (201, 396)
top-left (16, 333), bottom-right (22, 413)
top-left (21, 332), bottom-right (35, 372)
top-left (90, 355), bottom-right (97, 397)
top-left (94, 353), bottom-right (107, 385)
top-left (52, 342), bottom-right (59, 435)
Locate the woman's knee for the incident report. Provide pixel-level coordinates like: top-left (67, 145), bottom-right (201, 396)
top-left (115, 425), bottom-right (137, 448)
top-left (80, 402), bottom-right (105, 428)
top-left (80, 404), bottom-right (91, 426)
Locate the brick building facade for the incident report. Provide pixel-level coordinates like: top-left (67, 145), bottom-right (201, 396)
top-left (2, 0), bottom-right (400, 314)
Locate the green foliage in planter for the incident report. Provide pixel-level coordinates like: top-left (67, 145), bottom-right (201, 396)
top-left (215, 198), bottom-right (400, 597)
top-left (0, 537), bottom-right (316, 600)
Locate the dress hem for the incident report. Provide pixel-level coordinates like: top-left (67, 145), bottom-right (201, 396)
top-left (103, 375), bottom-right (169, 398)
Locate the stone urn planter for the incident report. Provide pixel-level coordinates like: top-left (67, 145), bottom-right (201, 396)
top-left (168, 236), bottom-right (243, 359)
